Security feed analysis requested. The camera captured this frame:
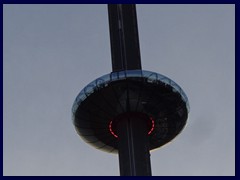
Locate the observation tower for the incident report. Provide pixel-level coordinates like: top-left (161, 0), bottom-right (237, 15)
top-left (72, 4), bottom-right (189, 176)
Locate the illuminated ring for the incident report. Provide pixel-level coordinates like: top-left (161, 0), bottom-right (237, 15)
top-left (109, 117), bottom-right (155, 138)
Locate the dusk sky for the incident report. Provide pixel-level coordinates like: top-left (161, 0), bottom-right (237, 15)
top-left (3, 4), bottom-right (234, 176)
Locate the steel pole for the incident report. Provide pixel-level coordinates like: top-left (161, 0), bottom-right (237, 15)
top-left (108, 4), bottom-right (152, 176)
top-left (117, 115), bottom-right (152, 176)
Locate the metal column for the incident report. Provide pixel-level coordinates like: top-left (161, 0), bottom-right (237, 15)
top-left (108, 4), bottom-right (152, 176)
top-left (108, 4), bottom-right (142, 71)
top-left (117, 115), bottom-right (152, 176)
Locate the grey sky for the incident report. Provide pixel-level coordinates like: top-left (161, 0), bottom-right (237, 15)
top-left (3, 4), bottom-right (235, 176)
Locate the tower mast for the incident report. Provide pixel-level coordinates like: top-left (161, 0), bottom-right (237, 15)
top-left (108, 4), bottom-right (151, 176)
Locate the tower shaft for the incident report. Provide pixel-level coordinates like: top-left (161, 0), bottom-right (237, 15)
top-left (108, 4), bottom-right (142, 71)
top-left (108, 4), bottom-right (152, 176)
top-left (117, 116), bottom-right (152, 176)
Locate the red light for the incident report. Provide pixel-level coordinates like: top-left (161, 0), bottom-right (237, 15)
top-left (148, 117), bottom-right (155, 135)
top-left (109, 120), bottom-right (118, 138)
top-left (109, 117), bottom-right (155, 138)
